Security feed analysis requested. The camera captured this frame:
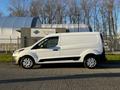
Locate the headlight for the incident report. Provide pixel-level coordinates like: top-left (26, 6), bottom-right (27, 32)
top-left (18, 48), bottom-right (24, 52)
top-left (14, 48), bottom-right (25, 54)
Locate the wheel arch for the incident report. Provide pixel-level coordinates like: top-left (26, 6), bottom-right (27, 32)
top-left (79, 49), bottom-right (100, 62)
top-left (84, 53), bottom-right (97, 61)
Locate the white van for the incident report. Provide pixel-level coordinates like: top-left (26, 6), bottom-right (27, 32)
top-left (13, 32), bottom-right (106, 69)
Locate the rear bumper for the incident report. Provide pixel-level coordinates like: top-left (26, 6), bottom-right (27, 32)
top-left (96, 52), bottom-right (107, 63)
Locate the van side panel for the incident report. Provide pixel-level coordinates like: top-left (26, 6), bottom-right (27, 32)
top-left (60, 33), bottom-right (102, 61)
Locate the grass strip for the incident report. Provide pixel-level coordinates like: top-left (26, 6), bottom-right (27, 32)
top-left (0, 53), bottom-right (119, 62)
top-left (106, 54), bottom-right (120, 61)
top-left (0, 53), bottom-right (13, 62)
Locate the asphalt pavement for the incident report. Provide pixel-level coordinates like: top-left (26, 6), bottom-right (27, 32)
top-left (0, 62), bottom-right (120, 90)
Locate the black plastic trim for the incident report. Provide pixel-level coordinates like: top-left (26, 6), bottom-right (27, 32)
top-left (39, 57), bottom-right (80, 62)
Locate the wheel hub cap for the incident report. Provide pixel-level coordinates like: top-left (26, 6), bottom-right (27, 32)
top-left (87, 58), bottom-right (96, 68)
top-left (23, 58), bottom-right (32, 68)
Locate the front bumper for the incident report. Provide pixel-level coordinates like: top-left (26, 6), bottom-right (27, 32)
top-left (12, 53), bottom-right (20, 64)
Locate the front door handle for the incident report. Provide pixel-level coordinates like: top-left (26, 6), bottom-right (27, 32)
top-left (53, 47), bottom-right (60, 51)
top-left (53, 48), bottom-right (59, 51)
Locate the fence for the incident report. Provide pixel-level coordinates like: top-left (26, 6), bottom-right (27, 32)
top-left (0, 38), bottom-right (21, 53)
top-left (0, 37), bottom-right (120, 53)
top-left (104, 38), bottom-right (120, 52)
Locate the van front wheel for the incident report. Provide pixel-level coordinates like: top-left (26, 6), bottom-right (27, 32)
top-left (84, 56), bottom-right (97, 69)
top-left (20, 56), bottom-right (34, 69)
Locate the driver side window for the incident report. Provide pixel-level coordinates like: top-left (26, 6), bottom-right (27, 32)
top-left (33, 37), bottom-right (59, 49)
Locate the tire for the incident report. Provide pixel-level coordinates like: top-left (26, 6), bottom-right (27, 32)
top-left (20, 56), bottom-right (34, 69)
top-left (84, 56), bottom-right (97, 69)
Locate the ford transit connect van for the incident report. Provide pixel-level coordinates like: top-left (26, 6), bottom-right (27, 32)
top-left (13, 32), bottom-right (106, 69)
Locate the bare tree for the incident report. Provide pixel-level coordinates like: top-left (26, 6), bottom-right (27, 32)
top-left (29, 0), bottom-right (40, 16)
top-left (7, 0), bottom-right (120, 36)
top-left (99, 1), bottom-right (108, 36)
top-left (100, 0), bottom-right (117, 37)
top-left (66, 0), bottom-right (81, 24)
top-left (44, 0), bottom-right (58, 24)
top-left (30, 0), bottom-right (58, 24)
top-left (91, 0), bottom-right (100, 32)
top-left (9, 0), bottom-right (30, 16)
top-left (80, 0), bottom-right (93, 25)
top-left (29, 0), bottom-right (46, 24)
top-left (54, 0), bottom-right (67, 24)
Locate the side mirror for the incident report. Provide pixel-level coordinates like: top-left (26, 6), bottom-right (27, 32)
top-left (40, 45), bottom-right (44, 48)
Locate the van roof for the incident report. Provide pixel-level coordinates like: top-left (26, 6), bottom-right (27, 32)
top-left (46, 32), bottom-right (100, 37)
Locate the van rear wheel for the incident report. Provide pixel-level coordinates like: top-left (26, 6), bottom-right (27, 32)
top-left (84, 56), bottom-right (97, 69)
top-left (20, 56), bottom-right (34, 69)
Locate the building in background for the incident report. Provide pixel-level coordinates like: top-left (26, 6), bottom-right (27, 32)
top-left (0, 17), bottom-right (38, 40)
top-left (20, 24), bottom-right (91, 47)
top-left (0, 16), bottom-right (91, 52)
top-left (0, 17), bottom-right (39, 52)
